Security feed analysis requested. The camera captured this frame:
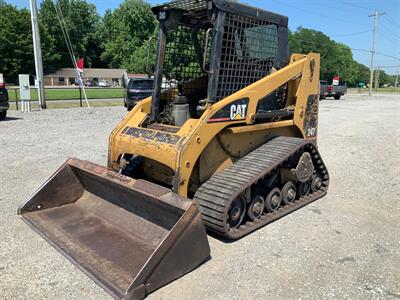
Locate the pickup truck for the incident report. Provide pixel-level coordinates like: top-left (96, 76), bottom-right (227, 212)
top-left (0, 82), bottom-right (9, 120)
top-left (320, 80), bottom-right (347, 100)
top-left (124, 78), bottom-right (153, 111)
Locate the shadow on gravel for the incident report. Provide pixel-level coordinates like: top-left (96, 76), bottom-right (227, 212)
top-left (2, 117), bottom-right (23, 122)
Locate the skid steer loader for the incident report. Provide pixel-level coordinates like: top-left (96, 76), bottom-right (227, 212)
top-left (19, 0), bottom-right (329, 299)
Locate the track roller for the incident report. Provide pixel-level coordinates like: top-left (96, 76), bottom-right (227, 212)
top-left (281, 181), bottom-right (297, 205)
top-left (247, 195), bottom-right (265, 220)
top-left (227, 194), bottom-right (246, 229)
top-left (265, 188), bottom-right (282, 212)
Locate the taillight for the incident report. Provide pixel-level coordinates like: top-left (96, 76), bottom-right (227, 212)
top-left (327, 85), bottom-right (333, 92)
top-left (0, 82), bottom-right (5, 89)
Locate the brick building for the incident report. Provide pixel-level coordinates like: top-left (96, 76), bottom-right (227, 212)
top-left (43, 68), bottom-right (127, 86)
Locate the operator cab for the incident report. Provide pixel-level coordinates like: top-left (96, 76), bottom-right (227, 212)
top-left (149, 0), bottom-right (290, 125)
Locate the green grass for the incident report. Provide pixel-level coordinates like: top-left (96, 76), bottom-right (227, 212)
top-left (374, 87), bottom-right (400, 93)
top-left (348, 87), bottom-right (400, 94)
top-left (7, 87), bottom-right (124, 101)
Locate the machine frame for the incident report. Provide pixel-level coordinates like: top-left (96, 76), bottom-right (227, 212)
top-left (108, 53), bottom-right (320, 197)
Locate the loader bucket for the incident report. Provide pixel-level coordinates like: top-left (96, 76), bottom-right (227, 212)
top-left (18, 158), bottom-right (210, 300)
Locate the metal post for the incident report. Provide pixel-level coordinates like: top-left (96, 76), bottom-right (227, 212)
top-left (368, 11), bottom-right (385, 96)
top-left (14, 89), bottom-right (19, 110)
top-left (374, 69), bottom-right (380, 90)
top-left (395, 54), bottom-right (399, 87)
top-left (368, 11), bottom-right (377, 96)
top-left (79, 87), bottom-right (82, 107)
top-left (29, 0), bottom-right (46, 109)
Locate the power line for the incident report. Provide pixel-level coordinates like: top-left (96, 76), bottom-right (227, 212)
top-left (52, 1), bottom-right (75, 68)
top-left (385, 14), bottom-right (400, 29)
top-left (374, 65), bottom-right (400, 69)
top-left (291, 39), bottom-right (398, 62)
top-left (381, 18), bottom-right (400, 34)
top-left (51, 0), bottom-right (90, 108)
top-left (379, 21), bottom-right (400, 39)
top-left (292, 38), bottom-right (398, 59)
top-left (375, 51), bottom-right (399, 60)
top-left (378, 30), bottom-right (400, 47)
top-left (351, 48), bottom-right (371, 53)
top-left (274, 0), bottom-right (363, 27)
top-left (336, 1), bottom-right (374, 12)
top-left (273, 1), bottom-right (399, 79)
top-left (309, 0), bottom-right (372, 17)
top-left (379, 22), bottom-right (400, 44)
top-left (330, 30), bottom-right (372, 37)
top-left (56, 2), bottom-right (80, 68)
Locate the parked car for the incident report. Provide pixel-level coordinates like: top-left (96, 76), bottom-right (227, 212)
top-left (124, 78), bottom-right (154, 111)
top-left (85, 80), bottom-right (98, 87)
top-left (320, 80), bottom-right (347, 100)
top-left (98, 80), bottom-right (110, 87)
top-left (0, 82), bottom-right (9, 120)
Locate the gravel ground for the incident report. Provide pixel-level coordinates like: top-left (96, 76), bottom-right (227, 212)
top-left (0, 93), bottom-right (399, 299)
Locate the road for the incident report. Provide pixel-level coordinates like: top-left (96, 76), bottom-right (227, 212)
top-left (0, 93), bottom-right (399, 299)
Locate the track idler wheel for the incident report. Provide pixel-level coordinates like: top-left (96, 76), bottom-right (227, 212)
top-left (311, 176), bottom-right (322, 192)
top-left (227, 195), bottom-right (246, 229)
top-left (247, 195), bottom-right (265, 220)
top-left (281, 181), bottom-right (297, 205)
top-left (265, 188), bottom-right (282, 212)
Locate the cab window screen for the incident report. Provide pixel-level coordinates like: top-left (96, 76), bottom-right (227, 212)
top-left (215, 12), bottom-right (279, 102)
top-left (243, 25), bottom-right (278, 60)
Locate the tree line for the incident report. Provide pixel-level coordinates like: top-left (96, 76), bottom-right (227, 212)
top-left (0, 0), bottom-right (395, 86)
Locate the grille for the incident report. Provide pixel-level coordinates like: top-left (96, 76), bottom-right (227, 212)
top-left (213, 12), bottom-right (279, 102)
top-left (0, 89), bottom-right (8, 101)
top-left (129, 91), bottom-right (152, 100)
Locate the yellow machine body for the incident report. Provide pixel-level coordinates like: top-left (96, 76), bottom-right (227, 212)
top-left (109, 53), bottom-right (320, 197)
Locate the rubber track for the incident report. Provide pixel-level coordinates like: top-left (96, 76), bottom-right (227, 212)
top-left (194, 136), bottom-right (329, 239)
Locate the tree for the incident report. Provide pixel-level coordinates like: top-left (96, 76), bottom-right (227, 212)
top-left (289, 27), bottom-right (359, 86)
top-left (98, 0), bottom-right (157, 73)
top-left (0, 1), bottom-right (32, 82)
top-left (353, 61), bottom-right (370, 86)
top-left (289, 27), bottom-right (333, 78)
top-left (39, 0), bottom-right (103, 71)
top-left (0, 1), bottom-right (55, 83)
top-left (327, 43), bottom-right (358, 86)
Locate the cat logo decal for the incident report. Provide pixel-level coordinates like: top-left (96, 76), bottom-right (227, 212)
top-left (208, 98), bottom-right (249, 123)
top-left (230, 104), bottom-right (247, 120)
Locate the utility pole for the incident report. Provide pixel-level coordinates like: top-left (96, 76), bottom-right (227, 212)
top-left (374, 68), bottom-right (380, 89)
top-left (368, 10), bottom-right (385, 96)
top-left (29, 0), bottom-right (46, 109)
top-left (395, 54), bottom-right (399, 87)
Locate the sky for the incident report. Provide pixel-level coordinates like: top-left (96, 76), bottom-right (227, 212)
top-left (7, 0), bottom-right (400, 75)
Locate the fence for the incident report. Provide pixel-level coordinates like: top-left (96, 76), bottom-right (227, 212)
top-left (7, 86), bottom-right (125, 109)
